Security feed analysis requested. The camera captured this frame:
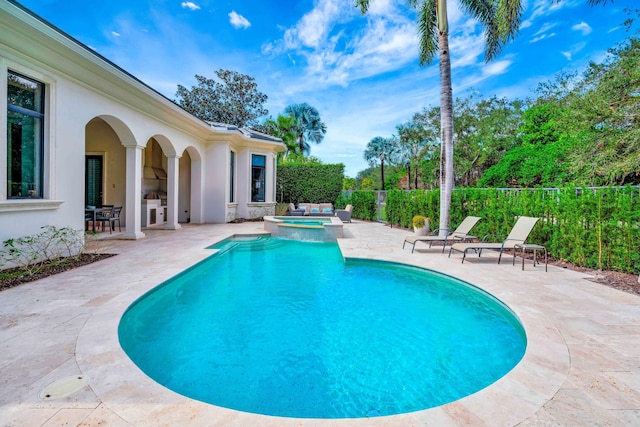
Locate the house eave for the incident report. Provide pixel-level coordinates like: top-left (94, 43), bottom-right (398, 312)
top-left (1, 1), bottom-right (212, 139)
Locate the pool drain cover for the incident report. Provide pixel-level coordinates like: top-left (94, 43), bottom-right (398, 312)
top-left (39, 375), bottom-right (89, 400)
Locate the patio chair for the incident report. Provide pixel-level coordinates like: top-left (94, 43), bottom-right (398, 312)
top-left (288, 203), bottom-right (304, 216)
top-left (95, 206), bottom-right (114, 233)
top-left (403, 216), bottom-right (481, 253)
top-left (448, 216), bottom-right (539, 264)
top-left (109, 206), bottom-right (123, 233)
top-left (84, 208), bottom-right (95, 231)
top-left (335, 205), bottom-right (353, 223)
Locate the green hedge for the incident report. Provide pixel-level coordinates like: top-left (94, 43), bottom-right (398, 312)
top-left (337, 191), bottom-right (378, 221)
top-left (277, 164), bottom-right (344, 204)
top-left (384, 187), bottom-right (640, 274)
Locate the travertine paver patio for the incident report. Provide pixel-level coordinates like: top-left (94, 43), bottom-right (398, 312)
top-left (0, 221), bottom-right (638, 426)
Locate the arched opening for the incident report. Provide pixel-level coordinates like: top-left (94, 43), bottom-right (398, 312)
top-left (179, 146), bottom-right (203, 224)
top-left (141, 137), bottom-right (169, 227)
top-left (84, 116), bottom-right (129, 227)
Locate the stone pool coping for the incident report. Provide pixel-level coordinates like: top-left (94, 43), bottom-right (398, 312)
top-left (1, 221), bottom-right (638, 426)
top-left (264, 215), bottom-right (343, 241)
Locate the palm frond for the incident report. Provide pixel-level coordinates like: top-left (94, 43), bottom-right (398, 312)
top-left (460, 0), bottom-right (524, 62)
top-left (496, 0), bottom-right (524, 42)
top-left (353, 0), bottom-right (371, 14)
top-left (418, 0), bottom-right (439, 65)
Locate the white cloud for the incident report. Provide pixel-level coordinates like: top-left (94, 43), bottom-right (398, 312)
top-left (533, 22), bottom-right (558, 36)
top-left (181, 2), bottom-right (200, 11)
top-left (521, 0), bottom-right (580, 33)
top-left (560, 41), bottom-right (587, 61)
top-left (264, 0), bottom-right (423, 89)
top-left (229, 11), bottom-right (251, 29)
top-left (530, 32), bottom-right (556, 43)
top-left (529, 22), bottom-right (557, 43)
top-left (111, 31), bottom-right (121, 37)
top-left (282, 0), bottom-right (345, 50)
top-left (366, 0), bottom-right (397, 16)
top-left (482, 60), bottom-right (512, 77)
top-left (572, 21), bottom-right (592, 35)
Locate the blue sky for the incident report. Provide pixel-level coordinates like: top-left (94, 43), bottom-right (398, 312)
top-left (17, 0), bottom-right (637, 177)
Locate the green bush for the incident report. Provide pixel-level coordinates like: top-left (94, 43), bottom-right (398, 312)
top-left (384, 186), bottom-right (640, 273)
top-left (349, 191), bottom-right (378, 221)
top-left (412, 215), bottom-right (428, 228)
top-left (334, 192), bottom-right (351, 209)
top-left (275, 203), bottom-right (289, 216)
top-left (1, 226), bottom-right (85, 275)
top-left (385, 190), bottom-right (439, 229)
top-left (277, 163), bottom-right (344, 204)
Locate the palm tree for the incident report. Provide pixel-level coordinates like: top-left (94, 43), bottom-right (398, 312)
top-left (262, 114), bottom-right (300, 162)
top-left (355, 0), bottom-right (525, 234)
top-left (364, 136), bottom-right (399, 190)
top-left (284, 103), bottom-right (327, 156)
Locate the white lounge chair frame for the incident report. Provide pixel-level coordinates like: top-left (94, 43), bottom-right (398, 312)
top-left (403, 216), bottom-right (481, 253)
top-left (448, 216), bottom-right (539, 264)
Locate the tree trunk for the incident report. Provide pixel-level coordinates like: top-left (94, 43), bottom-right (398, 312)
top-left (438, 30), bottom-right (454, 236)
top-left (381, 159), bottom-right (386, 191)
top-left (407, 165), bottom-right (411, 189)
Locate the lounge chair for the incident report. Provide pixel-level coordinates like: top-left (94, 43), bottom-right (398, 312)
top-left (335, 204), bottom-right (352, 223)
top-left (403, 216), bottom-right (481, 253)
top-left (448, 216), bottom-right (539, 264)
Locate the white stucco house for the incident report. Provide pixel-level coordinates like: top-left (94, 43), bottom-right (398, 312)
top-left (0, 0), bottom-right (285, 243)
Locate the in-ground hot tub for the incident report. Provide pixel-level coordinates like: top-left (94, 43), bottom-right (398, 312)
top-left (263, 216), bottom-right (344, 241)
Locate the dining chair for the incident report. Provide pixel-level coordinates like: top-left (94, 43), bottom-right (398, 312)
top-left (109, 206), bottom-right (123, 233)
top-left (95, 206), bottom-right (115, 233)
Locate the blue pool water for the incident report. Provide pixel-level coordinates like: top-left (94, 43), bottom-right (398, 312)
top-left (119, 237), bottom-right (526, 419)
top-left (280, 220), bottom-right (329, 226)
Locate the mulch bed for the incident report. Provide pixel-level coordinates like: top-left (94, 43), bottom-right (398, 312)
top-left (0, 253), bottom-right (115, 292)
top-left (549, 259), bottom-right (640, 295)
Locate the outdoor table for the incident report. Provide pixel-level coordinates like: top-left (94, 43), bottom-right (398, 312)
top-left (513, 243), bottom-right (547, 272)
top-left (85, 207), bottom-right (108, 232)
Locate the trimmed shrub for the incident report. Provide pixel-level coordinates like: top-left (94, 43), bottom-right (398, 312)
top-left (277, 163), bottom-right (344, 204)
top-left (383, 186), bottom-right (640, 273)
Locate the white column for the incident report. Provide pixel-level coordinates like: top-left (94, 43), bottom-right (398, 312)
top-left (190, 156), bottom-right (204, 224)
top-left (122, 144), bottom-right (145, 239)
top-left (165, 154), bottom-right (181, 230)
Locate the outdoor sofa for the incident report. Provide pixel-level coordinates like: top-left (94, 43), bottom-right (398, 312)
top-left (288, 203), bottom-right (334, 216)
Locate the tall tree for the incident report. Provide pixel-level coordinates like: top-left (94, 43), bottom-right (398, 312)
top-left (563, 36), bottom-right (640, 184)
top-left (355, 0), bottom-right (525, 234)
top-left (176, 69), bottom-right (268, 128)
top-left (284, 103), bottom-right (327, 156)
top-left (364, 136), bottom-right (399, 190)
top-left (454, 94), bottom-right (524, 186)
top-left (413, 104), bottom-right (443, 189)
top-left (396, 121), bottom-right (429, 189)
top-left (262, 114), bottom-right (300, 162)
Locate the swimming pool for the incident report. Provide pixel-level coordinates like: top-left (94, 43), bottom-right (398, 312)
top-left (119, 237), bottom-right (526, 419)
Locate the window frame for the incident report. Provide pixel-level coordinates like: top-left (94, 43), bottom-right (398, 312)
top-left (229, 149), bottom-right (236, 203)
top-left (251, 153), bottom-right (266, 203)
top-left (6, 70), bottom-right (45, 199)
top-left (1, 62), bottom-right (57, 210)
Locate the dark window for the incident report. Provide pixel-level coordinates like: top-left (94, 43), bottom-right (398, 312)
top-left (7, 71), bottom-right (45, 199)
top-left (85, 155), bottom-right (103, 207)
top-left (229, 151), bottom-right (235, 203)
top-left (251, 154), bottom-right (265, 202)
